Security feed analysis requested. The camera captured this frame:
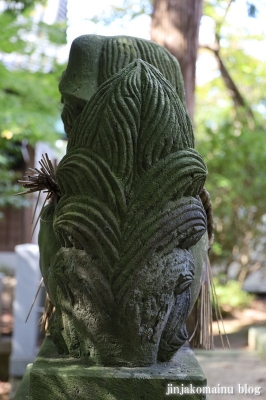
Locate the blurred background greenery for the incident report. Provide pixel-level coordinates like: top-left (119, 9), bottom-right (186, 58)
top-left (0, 0), bottom-right (66, 214)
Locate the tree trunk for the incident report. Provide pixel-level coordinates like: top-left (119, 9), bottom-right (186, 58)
top-left (151, 0), bottom-right (203, 119)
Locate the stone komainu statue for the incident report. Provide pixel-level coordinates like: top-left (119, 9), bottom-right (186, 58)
top-left (39, 35), bottom-right (208, 367)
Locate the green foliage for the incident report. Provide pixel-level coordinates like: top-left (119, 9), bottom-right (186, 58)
top-left (213, 277), bottom-right (254, 316)
top-left (0, 170), bottom-right (30, 208)
top-left (38, 21), bottom-right (67, 45)
top-left (0, 12), bottom-right (31, 53)
top-left (0, 0), bottom-right (66, 213)
top-left (196, 94), bottom-right (266, 261)
top-left (0, 63), bottom-right (65, 144)
top-left (195, 0), bottom-right (266, 277)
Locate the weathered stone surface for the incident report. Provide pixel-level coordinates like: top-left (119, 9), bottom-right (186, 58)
top-left (39, 53), bottom-right (208, 365)
top-left (14, 364), bottom-right (32, 400)
top-left (40, 37), bottom-right (208, 365)
top-left (15, 337), bottom-right (206, 400)
top-left (59, 35), bottom-right (186, 136)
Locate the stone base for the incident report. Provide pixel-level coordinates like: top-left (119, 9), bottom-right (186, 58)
top-left (15, 337), bottom-right (207, 400)
top-left (249, 326), bottom-right (266, 355)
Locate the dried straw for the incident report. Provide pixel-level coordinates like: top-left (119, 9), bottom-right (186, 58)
top-left (189, 187), bottom-right (230, 350)
top-left (16, 154), bottom-right (59, 326)
top-left (39, 293), bottom-right (55, 333)
top-left (16, 153), bottom-right (60, 200)
top-left (16, 153), bottom-right (60, 237)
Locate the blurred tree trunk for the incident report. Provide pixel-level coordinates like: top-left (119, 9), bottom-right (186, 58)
top-left (151, 0), bottom-right (203, 119)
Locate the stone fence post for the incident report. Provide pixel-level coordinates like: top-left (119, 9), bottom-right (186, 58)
top-left (10, 244), bottom-right (43, 377)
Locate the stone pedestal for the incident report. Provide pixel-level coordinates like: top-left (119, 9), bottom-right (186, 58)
top-left (15, 337), bottom-right (206, 400)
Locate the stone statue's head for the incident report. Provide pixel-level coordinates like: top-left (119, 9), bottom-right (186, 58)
top-left (59, 35), bottom-right (186, 136)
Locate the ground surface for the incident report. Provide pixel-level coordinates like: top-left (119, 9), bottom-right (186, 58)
top-left (196, 297), bottom-right (266, 400)
top-left (197, 350), bottom-right (266, 400)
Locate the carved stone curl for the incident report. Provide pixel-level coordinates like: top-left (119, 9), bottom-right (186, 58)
top-left (38, 35), bottom-right (208, 366)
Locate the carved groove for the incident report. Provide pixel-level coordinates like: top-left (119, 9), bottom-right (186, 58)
top-left (99, 36), bottom-right (186, 107)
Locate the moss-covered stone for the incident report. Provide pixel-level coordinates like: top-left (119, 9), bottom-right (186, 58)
top-left (15, 337), bottom-right (206, 400)
top-left (14, 364), bottom-right (32, 400)
top-left (39, 55), bottom-right (208, 364)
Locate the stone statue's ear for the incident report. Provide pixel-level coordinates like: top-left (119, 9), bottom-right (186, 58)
top-left (59, 34), bottom-right (106, 103)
